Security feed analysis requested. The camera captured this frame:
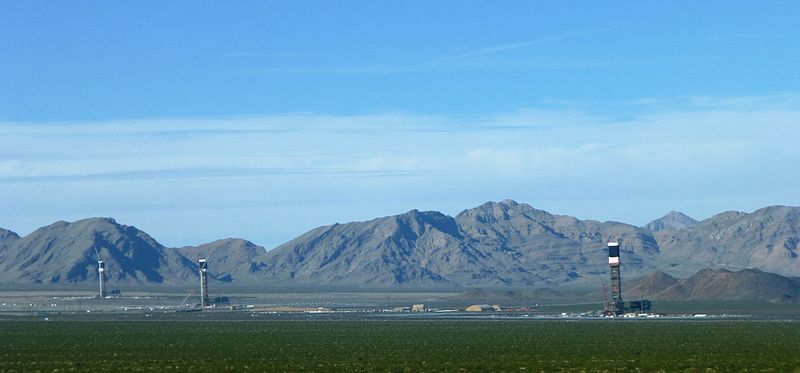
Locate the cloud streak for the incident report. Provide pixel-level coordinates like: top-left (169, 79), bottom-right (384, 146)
top-left (1, 94), bottom-right (798, 247)
top-left (439, 29), bottom-right (608, 61)
top-left (1, 95), bottom-right (797, 182)
top-left (225, 29), bottom-right (613, 76)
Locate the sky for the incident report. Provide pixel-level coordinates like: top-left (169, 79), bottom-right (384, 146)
top-left (1, 2), bottom-right (799, 248)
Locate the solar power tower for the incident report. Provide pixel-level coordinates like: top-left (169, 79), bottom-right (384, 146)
top-left (199, 258), bottom-right (209, 308)
top-left (607, 242), bottom-right (624, 316)
top-left (97, 260), bottom-right (106, 298)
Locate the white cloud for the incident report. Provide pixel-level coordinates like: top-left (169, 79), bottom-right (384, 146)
top-left (1, 97), bottom-right (797, 183)
top-left (1, 94), bottom-right (798, 247)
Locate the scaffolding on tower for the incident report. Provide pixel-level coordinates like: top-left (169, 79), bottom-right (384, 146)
top-left (605, 242), bottom-right (624, 316)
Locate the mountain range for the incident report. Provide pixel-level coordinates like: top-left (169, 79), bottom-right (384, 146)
top-left (0, 200), bottom-right (798, 296)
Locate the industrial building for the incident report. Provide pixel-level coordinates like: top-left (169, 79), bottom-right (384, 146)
top-left (626, 300), bottom-right (652, 313)
top-left (211, 296), bottom-right (230, 306)
top-left (465, 304), bottom-right (501, 312)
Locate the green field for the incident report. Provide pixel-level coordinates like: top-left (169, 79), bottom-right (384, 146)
top-left (1, 319), bottom-right (799, 371)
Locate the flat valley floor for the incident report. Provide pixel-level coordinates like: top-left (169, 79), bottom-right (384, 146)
top-left (1, 318), bottom-right (799, 371)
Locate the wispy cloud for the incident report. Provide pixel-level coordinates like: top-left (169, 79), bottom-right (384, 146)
top-left (440, 41), bottom-right (538, 61)
top-left (1, 94), bottom-right (796, 181)
top-left (1, 94), bottom-right (798, 247)
top-left (221, 52), bottom-right (259, 58)
top-left (224, 29), bottom-right (612, 76)
top-left (439, 29), bottom-right (607, 61)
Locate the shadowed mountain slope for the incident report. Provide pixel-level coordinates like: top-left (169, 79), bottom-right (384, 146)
top-left (0, 227), bottom-right (20, 246)
top-left (0, 218), bottom-right (196, 285)
top-left (262, 210), bottom-right (462, 288)
top-left (0, 228), bottom-right (20, 258)
top-left (656, 268), bottom-right (800, 302)
top-left (622, 271), bottom-right (680, 299)
top-left (261, 201), bottom-right (800, 288)
top-left (261, 200), bottom-right (664, 287)
top-left (655, 205), bottom-right (800, 277)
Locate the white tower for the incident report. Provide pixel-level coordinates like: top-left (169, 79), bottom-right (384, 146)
top-left (199, 258), bottom-right (209, 307)
top-left (97, 260), bottom-right (106, 298)
top-left (607, 242), bottom-right (623, 315)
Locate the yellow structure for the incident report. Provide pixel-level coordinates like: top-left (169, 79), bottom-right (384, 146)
top-left (466, 304), bottom-right (495, 312)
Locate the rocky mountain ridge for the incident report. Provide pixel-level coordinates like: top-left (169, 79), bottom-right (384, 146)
top-left (0, 201), bottom-right (798, 292)
top-left (0, 218), bottom-right (196, 285)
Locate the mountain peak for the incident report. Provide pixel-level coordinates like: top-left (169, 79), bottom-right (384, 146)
top-left (624, 271), bottom-right (680, 298)
top-left (468, 199), bottom-right (532, 215)
top-left (397, 208), bottom-right (423, 218)
top-left (176, 238), bottom-right (268, 282)
top-left (0, 217), bottom-right (195, 285)
top-left (395, 209), bottom-right (443, 223)
top-left (391, 209), bottom-right (461, 238)
top-left (74, 217), bottom-right (121, 227)
top-left (181, 237), bottom-right (265, 256)
top-left (204, 237), bottom-right (260, 247)
top-left (0, 227), bottom-right (21, 251)
top-left (458, 200), bottom-right (554, 226)
top-left (478, 199), bottom-right (522, 209)
top-left (644, 211), bottom-right (698, 231)
top-left (39, 217), bottom-right (123, 233)
top-left (0, 227), bottom-right (20, 241)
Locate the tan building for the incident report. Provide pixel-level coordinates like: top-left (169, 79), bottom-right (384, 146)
top-left (411, 304), bottom-right (425, 312)
top-left (465, 304), bottom-right (494, 312)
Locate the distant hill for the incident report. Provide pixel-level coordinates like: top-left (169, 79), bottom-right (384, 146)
top-left (0, 218), bottom-right (196, 285)
top-left (656, 268), bottom-right (800, 303)
top-left (654, 205), bottom-right (800, 278)
top-left (644, 211), bottom-right (698, 231)
top-left (0, 201), bottom-right (798, 292)
top-left (260, 210), bottom-right (461, 288)
top-left (622, 271), bottom-right (680, 299)
top-left (261, 201), bottom-right (800, 287)
top-left (457, 268), bottom-right (800, 303)
top-left (176, 238), bottom-right (268, 283)
top-left (260, 200), bottom-right (661, 288)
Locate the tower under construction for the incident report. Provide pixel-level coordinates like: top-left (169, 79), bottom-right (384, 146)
top-left (199, 258), bottom-right (209, 308)
top-left (606, 242), bottom-right (624, 316)
top-left (97, 260), bottom-right (106, 298)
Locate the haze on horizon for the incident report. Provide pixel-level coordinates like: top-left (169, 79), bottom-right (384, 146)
top-left (1, 2), bottom-right (799, 249)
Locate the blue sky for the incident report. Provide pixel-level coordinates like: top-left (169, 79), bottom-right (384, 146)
top-left (1, 2), bottom-right (799, 248)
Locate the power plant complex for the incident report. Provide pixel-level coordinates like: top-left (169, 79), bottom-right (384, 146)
top-left (604, 241), bottom-right (652, 316)
top-left (92, 242), bottom-right (652, 316)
